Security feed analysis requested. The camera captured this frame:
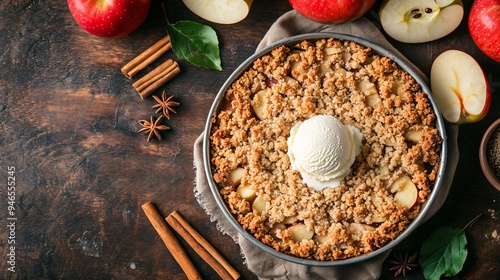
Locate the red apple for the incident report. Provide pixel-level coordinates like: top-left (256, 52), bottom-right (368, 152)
top-left (288, 0), bottom-right (376, 24)
top-left (67, 0), bottom-right (151, 38)
top-left (469, 0), bottom-right (500, 62)
top-left (431, 50), bottom-right (491, 124)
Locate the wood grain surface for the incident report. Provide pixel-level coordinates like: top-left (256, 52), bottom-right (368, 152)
top-left (0, 0), bottom-right (498, 279)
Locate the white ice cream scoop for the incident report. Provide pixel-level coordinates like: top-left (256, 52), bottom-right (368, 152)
top-left (287, 115), bottom-right (362, 191)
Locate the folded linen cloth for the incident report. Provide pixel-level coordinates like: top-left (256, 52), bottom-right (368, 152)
top-left (193, 10), bottom-right (459, 280)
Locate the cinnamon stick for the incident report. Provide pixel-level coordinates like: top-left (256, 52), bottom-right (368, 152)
top-left (133, 59), bottom-right (180, 99)
top-left (121, 35), bottom-right (172, 79)
top-left (141, 202), bottom-right (202, 280)
top-left (166, 211), bottom-right (240, 280)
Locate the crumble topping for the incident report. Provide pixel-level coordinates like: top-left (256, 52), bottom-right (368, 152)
top-left (209, 38), bottom-right (442, 261)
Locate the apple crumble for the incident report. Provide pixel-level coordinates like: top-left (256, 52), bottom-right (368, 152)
top-left (208, 38), bottom-right (442, 261)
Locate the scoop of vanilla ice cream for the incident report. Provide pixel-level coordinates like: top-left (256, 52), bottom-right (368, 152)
top-left (287, 115), bottom-right (362, 191)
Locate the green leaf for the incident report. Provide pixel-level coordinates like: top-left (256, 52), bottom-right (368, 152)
top-left (166, 20), bottom-right (222, 71)
top-left (419, 227), bottom-right (468, 280)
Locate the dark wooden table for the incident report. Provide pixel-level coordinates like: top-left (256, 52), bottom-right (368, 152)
top-left (1, 0), bottom-right (499, 279)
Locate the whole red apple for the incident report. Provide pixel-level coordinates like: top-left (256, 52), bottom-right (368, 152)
top-left (288, 0), bottom-right (376, 23)
top-left (67, 0), bottom-right (151, 38)
top-left (469, 0), bottom-right (500, 62)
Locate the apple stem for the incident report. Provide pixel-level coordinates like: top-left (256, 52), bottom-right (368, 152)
top-left (462, 213), bottom-right (482, 231)
top-left (160, 1), bottom-right (170, 25)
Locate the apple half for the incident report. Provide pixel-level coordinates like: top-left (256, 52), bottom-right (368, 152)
top-left (182, 0), bottom-right (253, 24)
top-left (431, 50), bottom-right (490, 124)
top-left (379, 0), bottom-right (464, 43)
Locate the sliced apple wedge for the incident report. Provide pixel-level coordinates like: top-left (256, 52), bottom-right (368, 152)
top-left (227, 167), bottom-right (246, 186)
top-left (316, 234), bottom-right (332, 244)
top-left (270, 223), bottom-right (286, 239)
top-left (431, 50), bottom-right (490, 124)
top-left (371, 214), bottom-right (387, 224)
top-left (288, 223), bottom-right (314, 242)
top-left (290, 61), bottom-right (306, 80)
top-left (348, 223), bottom-right (376, 240)
top-left (390, 175), bottom-right (418, 209)
top-left (379, 0), bottom-right (464, 43)
top-left (284, 76), bottom-right (298, 85)
top-left (404, 129), bottom-right (423, 143)
top-left (236, 183), bottom-right (256, 202)
top-left (357, 79), bottom-right (378, 95)
top-left (251, 89), bottom-right (270, 120)
top-left (318, 62), bottom-right (333, 77)
top-left (182, 0), bottom-right (253, 25)
top-left (252, 195), bottom-right (266, 214)
top-left (282, 215), bottom-right (299, 225)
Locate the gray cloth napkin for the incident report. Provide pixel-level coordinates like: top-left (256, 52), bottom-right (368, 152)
top-left (193, 10), bottom-right (459, 280)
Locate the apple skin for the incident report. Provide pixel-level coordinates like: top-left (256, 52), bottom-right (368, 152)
top-left (288, 0), bottom-right (376, 24)
top-left (67, 0), bottom-right (151, 38)
top-left (469, 0), bottom-right (500, 62)
top-left (456, 85), bottom-right (491, 124)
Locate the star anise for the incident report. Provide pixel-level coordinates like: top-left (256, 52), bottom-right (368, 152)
top-left (138, 115), bottom-right (170, 142)
top-left (388, 251), bottom-right (418, 277)
top-left (152, 90), bottom-right (179, 119)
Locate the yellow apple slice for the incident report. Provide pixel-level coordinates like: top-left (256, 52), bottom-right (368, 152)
top-left (358, 79), bottom-right (381, 107)
top-left (270, 223), bottom-right (286, 239)
top-left (252, 195), bottom-right (266, 214)
top-left (182, 0), bottom-right (253, 25)
top-left (431, 50), bottom-right (490, 124)
top-left (227, 167), bottom-right (246, 186)
top-left (348, 223), bottom-right (376, 240)
top-left (389, 175), bottom-right (418, 209)
top-left (283, 76), bottom-right (298, 84)
top-left (404, 129), bottom-right (423, 142)
top-left (371, 214), bottom-right (387, 224)
top-left (236, 183), bottom-right (256, 202)
top-left (251, 89), bottom-right (270, 120)
top-left (357, 79), bottom-right (377, 95)
top-left (316, 234), bottom-right (331, 244)
top-left (324, 46), bottom-right (342, 55)
top-left (290, 61), bottom-right (306, 80)
top-left (288, 223), bottom-right (314, 242)
top-left (282, 216), bottom-right (299, 224)
top-left (318, 62), bottom-right (333, 77)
